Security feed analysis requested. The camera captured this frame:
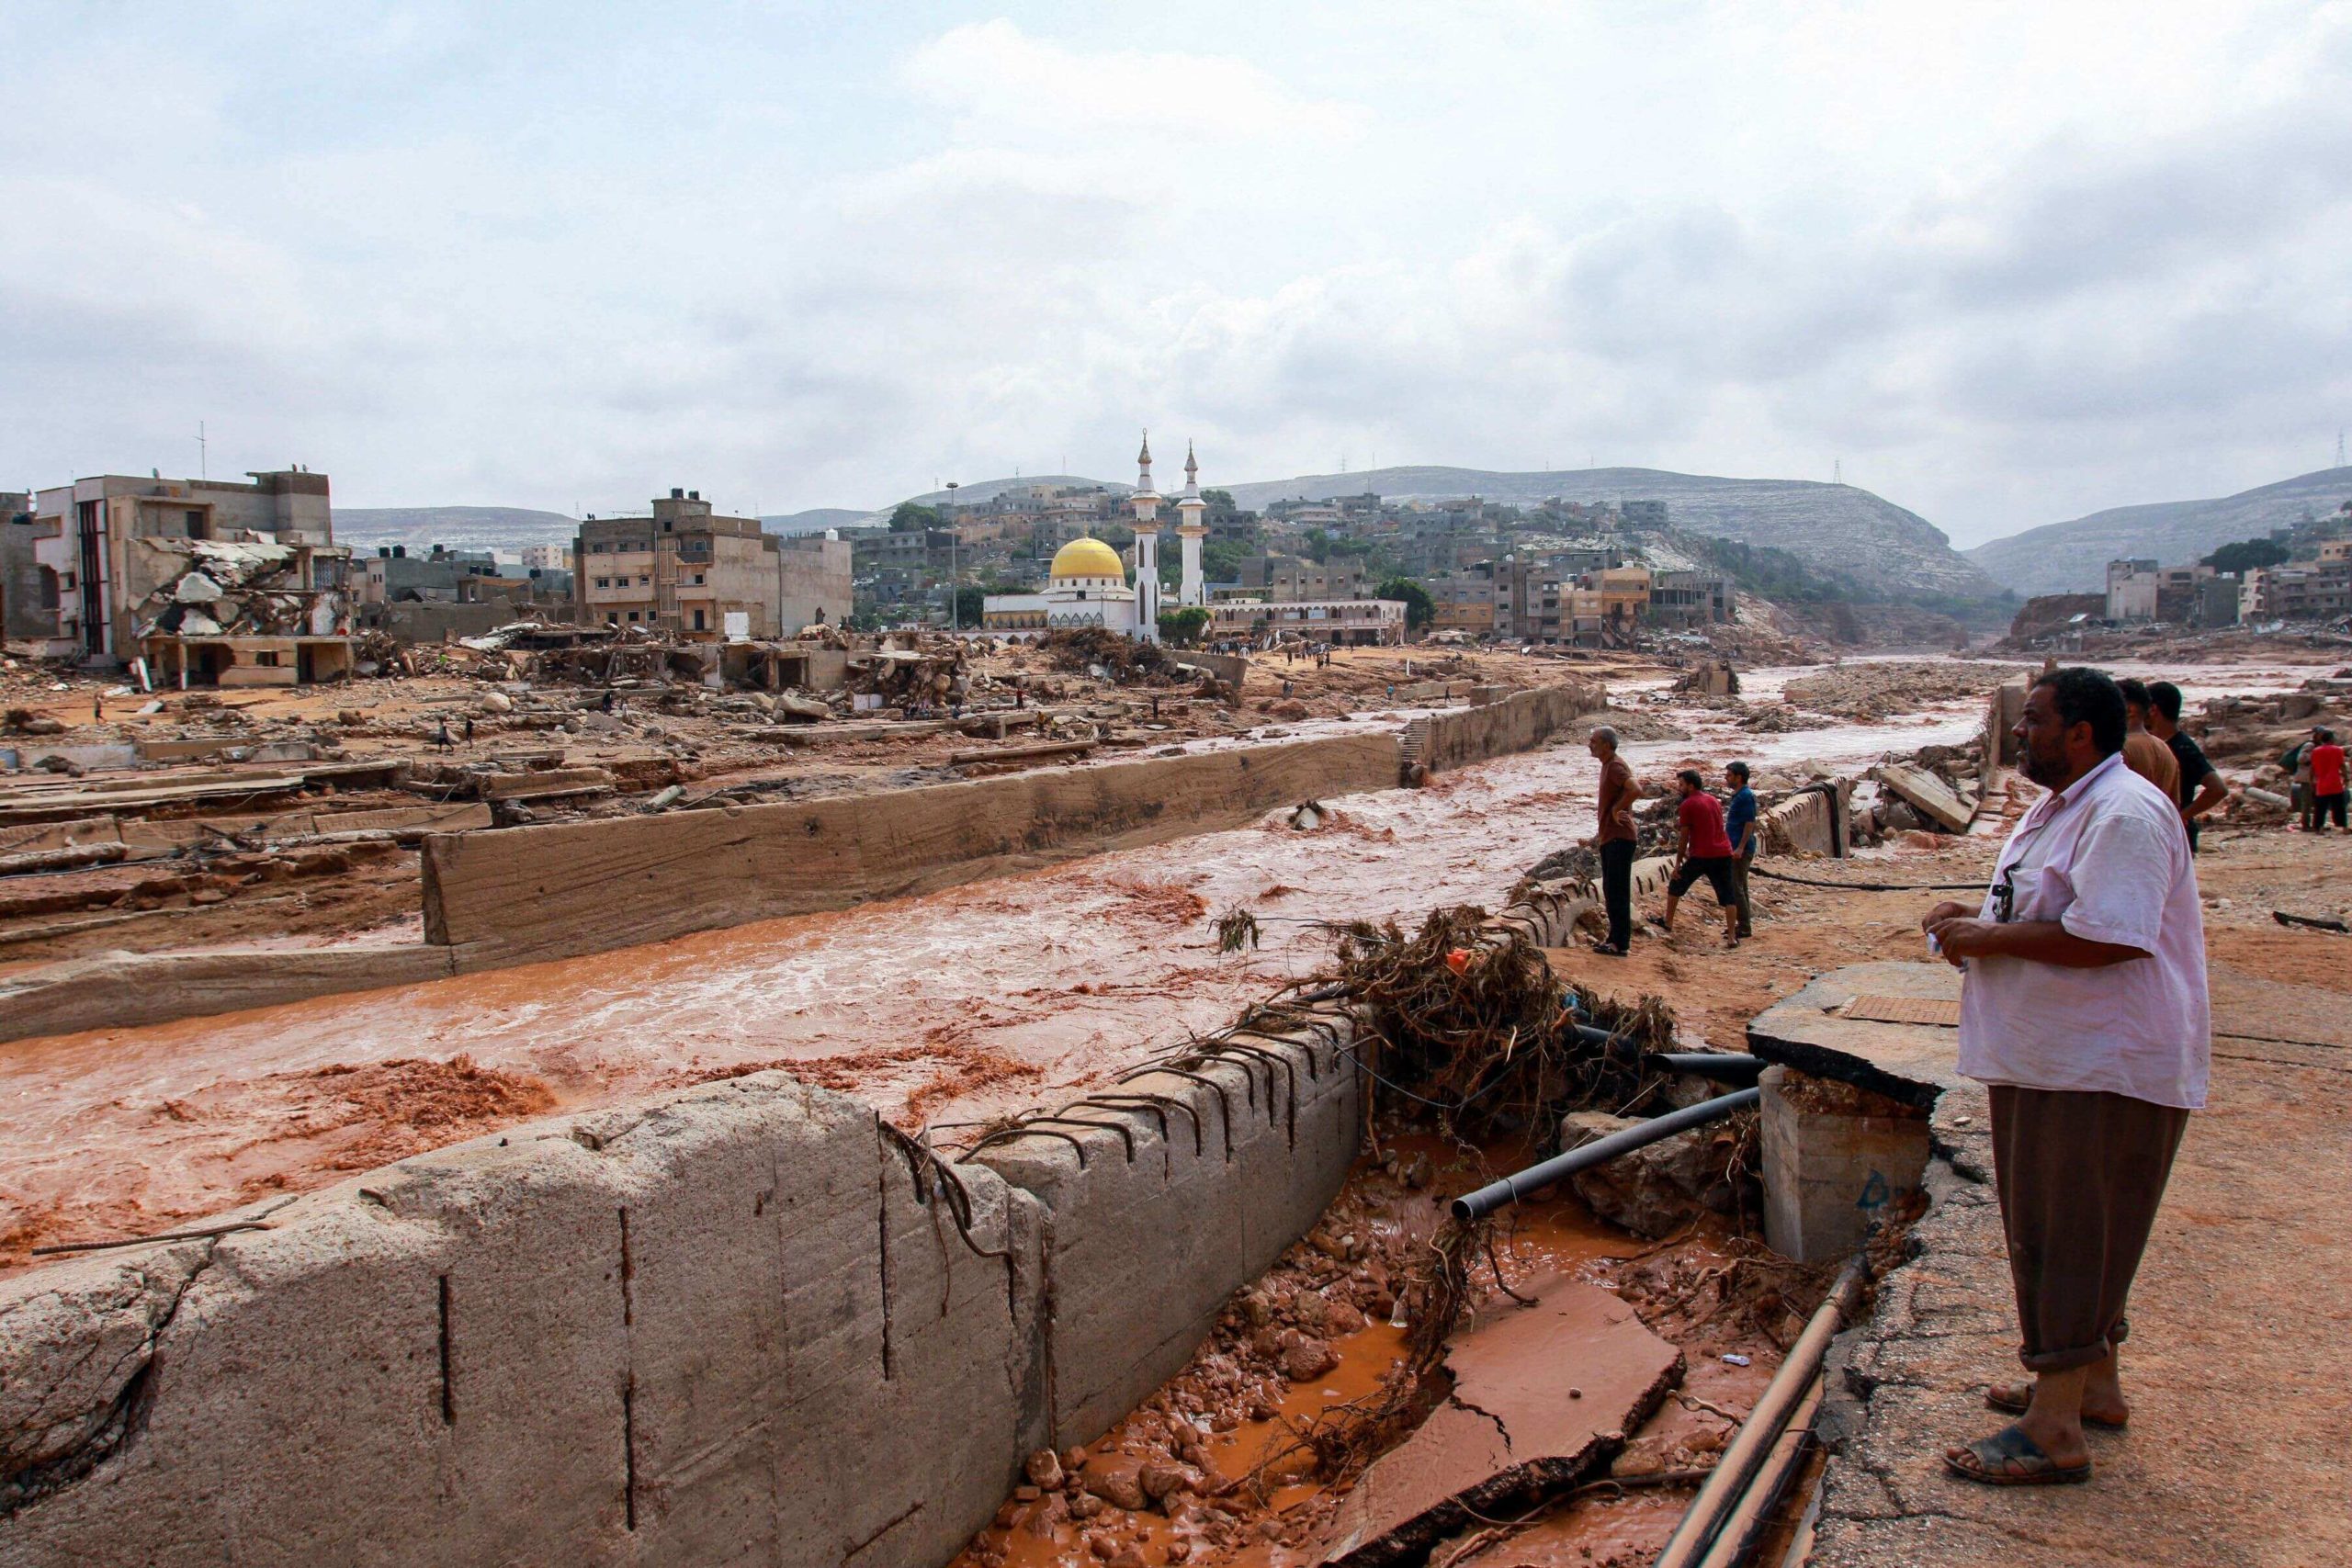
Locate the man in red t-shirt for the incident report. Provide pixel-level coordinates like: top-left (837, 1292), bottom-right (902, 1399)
top-left (2310, 727), bottom-right (2346, 830)
top-left (1662, 768), bottom-right (1742, 947)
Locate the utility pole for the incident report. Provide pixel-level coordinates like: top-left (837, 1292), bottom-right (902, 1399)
top-left (945, 480), bottom-right (959, 631)
top-left (198, 421), bottom-right (208, 479)
top-left (2336, 430), bottom-right (2347, 470)
top-left (1833, 458), bottom-right (1843, 486)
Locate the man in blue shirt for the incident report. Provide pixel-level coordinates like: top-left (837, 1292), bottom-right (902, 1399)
top-left (1724, 761), bottom-right (1759, 939)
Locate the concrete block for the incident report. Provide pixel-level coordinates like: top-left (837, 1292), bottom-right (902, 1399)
top-left (1758, 1066), bottom-right (1931, 1263)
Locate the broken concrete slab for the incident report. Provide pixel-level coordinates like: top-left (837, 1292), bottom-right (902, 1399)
top-left (1869, 762), bottom-right (1976, 833)
top-left (1317, 1276), bottom-right (1682, 1568)
top-left (1745, 961), bottom-right (1963, 1110)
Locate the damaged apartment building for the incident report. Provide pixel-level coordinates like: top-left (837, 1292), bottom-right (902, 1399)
top-left (9, 468), bottom-right (356, 684)
top-left (575, 489), bottom-right (852, 639)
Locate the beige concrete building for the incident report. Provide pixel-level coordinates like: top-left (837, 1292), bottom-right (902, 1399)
top-left (26, 469), bottom-right (354, 682)
top-left (576, 490), bottom-right (852, 639)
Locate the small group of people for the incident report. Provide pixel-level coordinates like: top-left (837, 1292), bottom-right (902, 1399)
top-left (1580, 726), bottom-right (1758, 954)
top-left (2114, 678), bottom-right (2229, 851)
top-left (2279, 724), bottom-right (2347, 831)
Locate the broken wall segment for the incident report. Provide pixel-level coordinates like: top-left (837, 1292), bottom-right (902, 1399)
top-left (1759, 779), bottom-right (1851, 857)
top-left (423, 732), bottom-right (1405, 965)
top-left (1407, 682), bottom-right (1606, 774)
top-left (0, 1004), bottom-right (1368, 1568)
top-left (1758, 1066), bottom-right (1930, 1264)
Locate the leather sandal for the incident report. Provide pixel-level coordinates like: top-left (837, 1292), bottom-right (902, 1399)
top-left (1944, 1425), bottom-right (2092, 1486)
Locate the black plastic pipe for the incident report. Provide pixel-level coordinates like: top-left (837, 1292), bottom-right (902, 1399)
top-left (1448, 1086), bottom-right (1761, 1221)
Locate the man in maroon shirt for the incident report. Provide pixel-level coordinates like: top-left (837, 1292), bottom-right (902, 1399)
top-left (1661, 768), bottom-right (1741, 947)
top-left (1580, 726), bottom-right (1639, 955)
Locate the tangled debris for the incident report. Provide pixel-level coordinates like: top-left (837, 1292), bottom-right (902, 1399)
top-left (1043, 627), bottom-right (1182, 685)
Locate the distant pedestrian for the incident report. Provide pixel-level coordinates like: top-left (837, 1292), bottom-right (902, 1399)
top-left (435, 719), bottom-right (452, 751)
top-left (2146, 682), bottom-right (2227, 852)
top-left (1924, 667), bottom-right (2207, 1487)
top-left (1581, 726), bottom-right (1636, 956)
top-left (463, 716), bottom-right (475, 744)
top-left (1724, 760), bottom-right (1758, 939)
top-left (1660, 769), bottom-right (1740, 948)
top-left (2116, 679), bottom-right (2178, 800)
top-left (2312, 727), bottom-right (2346, 830)
top-left (2286, 735), bottom-right (2316, 829)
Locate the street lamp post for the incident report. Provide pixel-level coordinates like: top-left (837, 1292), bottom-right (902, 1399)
top-left (945, 480), bottom-right (960, 631)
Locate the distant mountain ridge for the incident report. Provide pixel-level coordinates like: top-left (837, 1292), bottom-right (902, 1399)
top-left (1221, 465), bottom-right (1999, 600)
top-left (1965, 467), bottom-right (2352, 595)
top-left (334, 504), bottom-right (870, 551)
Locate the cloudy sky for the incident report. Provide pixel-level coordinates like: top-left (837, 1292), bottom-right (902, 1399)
top-left (6, 2), bottom-right (2349, 545)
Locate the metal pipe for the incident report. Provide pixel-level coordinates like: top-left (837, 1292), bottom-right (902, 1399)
top-left (1448, 1087), bottom-right (1760, 1222)
top-left (1651, 1052), bottom-right (1764, 1082)
top-left (1693, 1374), bottom-right (1826, 1568)
top-left (1653, 1257), bottom-right (1865, 1568)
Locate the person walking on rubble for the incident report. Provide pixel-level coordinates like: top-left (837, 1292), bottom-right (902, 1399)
top-left (2311, 727), bottom-right (2346, 830)
top-left (1923, 666), bottom-right (2207, 1487)
top-left (2116, 679), bottom-right (2178, 801)
top-left (2285, 731), bottom-right (2316, 829)
top-left (1581, 726), bottom-right (1637, 956)
top-left (1724, 760), bottom-right (1758, 939)
top-left (2146, 682), bottom-right (2227, 852)
top-left (1659, 768), bottom-right (1741, 948)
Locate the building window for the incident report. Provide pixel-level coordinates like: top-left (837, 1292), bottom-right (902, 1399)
top-left (691, 573), bottom-right (705, 585)
top-left (638, 575), bottom-right (650, 586)
top-left (254, 651), bottom-right (281, 667)
top-left (594, 577), bottom-right (609, 589)
top-left (627, 611), bottom-right (639, 622)
top-left (693, 609), bottom-right (707, 630)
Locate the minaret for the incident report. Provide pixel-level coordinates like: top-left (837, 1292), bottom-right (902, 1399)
top-left (1176, 441), bottom-right (1209, 608)
top-left (1130, 431), bottom-right (1162, 643)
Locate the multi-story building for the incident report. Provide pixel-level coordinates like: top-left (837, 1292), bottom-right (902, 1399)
top-left (2243, 562), bottom-right (2352, 621)
top-left (2106, 558), bottom-right (2160, 621)
top-left (575, 489), bottom-right (851, 638)
top-left (1206, 597), bottom-right (1406, 646)
top-left (26, 468), bottom-right (355, 682)
top-left (1648, 570), bottom-right (1735, 627)
top-left (519, 544), bottom-right (571, 573)
top-left (1427, 563), bottom-right (1503, 636)
top-left (1239, 553), bottom-right (1368, 602)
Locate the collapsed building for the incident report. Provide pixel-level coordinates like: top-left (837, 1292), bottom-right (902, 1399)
top-left (17, 469), bottom-right (355, 684)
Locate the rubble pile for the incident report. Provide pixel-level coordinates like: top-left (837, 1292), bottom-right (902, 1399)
top-left (1042, 627), bottom-right (1184, 685)
top-left (135, 540), bottom-right (346, 639)
top-left (848, 643), bottom-right (969, 710)
top-left (1781, 660), bottom-right (2019, 720)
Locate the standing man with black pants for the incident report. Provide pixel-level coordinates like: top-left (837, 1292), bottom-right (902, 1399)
top-left (1584, 726), bottom-right (1637, 956)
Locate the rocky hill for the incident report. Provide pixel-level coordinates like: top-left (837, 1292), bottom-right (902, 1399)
top-left (1221, 465), bottom-right (2000, 602)
top-left (332, 506), bottom-right (580, 552)
top-left (1966, 467), bottom-right (2352, 596)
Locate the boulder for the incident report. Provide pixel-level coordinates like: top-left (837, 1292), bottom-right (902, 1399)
top-left (1558, 1110), bottom-right (1745, 1238)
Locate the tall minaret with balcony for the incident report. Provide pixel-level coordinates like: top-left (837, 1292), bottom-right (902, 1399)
top-left (1129, 432), bottom-right (1162, 642)
top-left (1176, 442), bottom-right (1209, 608)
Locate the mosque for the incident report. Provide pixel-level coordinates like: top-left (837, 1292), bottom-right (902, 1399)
top-left (980, 434), bottom-right (1210, 642)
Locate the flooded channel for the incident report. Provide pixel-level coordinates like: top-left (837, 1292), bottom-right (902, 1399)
top-left (0, 657), bottom-right (2308, 1264)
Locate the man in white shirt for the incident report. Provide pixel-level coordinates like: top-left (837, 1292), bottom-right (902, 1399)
top-left (1923, 667), bottom-right (2207, 1487)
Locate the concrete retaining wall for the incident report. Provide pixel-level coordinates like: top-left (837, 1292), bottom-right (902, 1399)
top-left (0, 1012), bottom-right (1363, 1567)
top-left (1409, 682), bottom-right (1605, 773)
top-left (1984, 676), bottom-right (2026, 768)
top-left (968, 1003), bottom-right (1361, 1442)
top-left (1494, 855), bottom-right (1679, 947)
top-left (1759, 781), bottom-right (1850, 857)
top-left (424, 733), bottom-right (1405, 967)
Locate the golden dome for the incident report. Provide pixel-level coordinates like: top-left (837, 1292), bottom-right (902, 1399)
top-left (1050, 536), bottom-right (1125, 581)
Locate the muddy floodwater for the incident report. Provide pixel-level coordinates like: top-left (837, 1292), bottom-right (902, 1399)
top-left (0, 658), bottom-right (2308, 1264)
